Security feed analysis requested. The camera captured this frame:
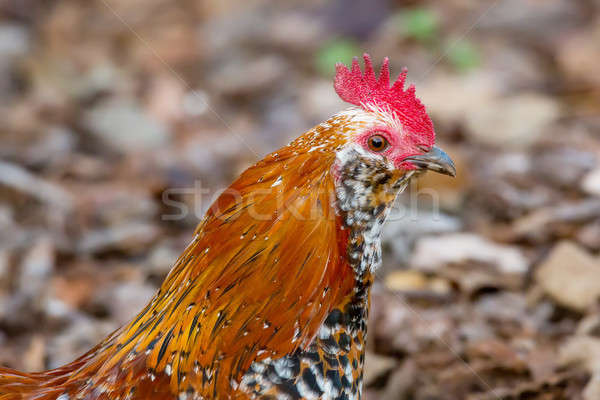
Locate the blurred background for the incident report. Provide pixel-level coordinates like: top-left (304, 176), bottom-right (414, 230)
top-left (0, 0), bottom-right (599, 398)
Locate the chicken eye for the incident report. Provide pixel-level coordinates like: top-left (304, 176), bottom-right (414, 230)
top-left (367, 134), bottom-right (389, 152)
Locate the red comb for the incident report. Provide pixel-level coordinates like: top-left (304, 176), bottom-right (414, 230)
top-left (334, 53), bottom-right (435, 147)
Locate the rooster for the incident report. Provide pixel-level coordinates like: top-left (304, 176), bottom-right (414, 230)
top-left (0, 54), bottom-right (454, 400)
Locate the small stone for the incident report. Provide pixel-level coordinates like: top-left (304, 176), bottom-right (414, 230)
top-left (267, 13), bottom-right (325, 50)
top-left (584, 373), bottom-right (600, 400)
top-left (577, 314), bottom-right (600, 337)
top-left (0, 250), bottom-right (10, 286)
top-left (577, 222), bottom-right (600, 251)
top-left (300, 79), bottom-right (345, 122)
top-left (418, 71), bottom-right (499, 130)
top-left (560, 335), bottom-right (600, 375)
top-left (182, 90), bottom-right (209, 117)
top-left (384, 270), bottom-right (452, 295)
top-left (582, 169), bottom-right (600, 197)
top-left (24, 126), bottom-right (75, 166)
top-left (77, 223), bottom-right (160, 255)
top-left (534, 146), bottom-right (596, 188)
top-left (84, 99), bottom-right (169, 152)
top-left (478, 0), bottom-right (582, 40)
top-left (412, 233), bottom-right (528, 274)
top-left (535, 241), bottom-right (600, 312)
top-left (23, 335), bottom-right (45, 372)
top-left (47, 317), bottom-right (117, 369)
top-left (210, 55), bottom-right (287, 97)
top-left (146, 74), bottom-right (186, 123)
top-left (148, 244), bottom-right (179, 277)
top-left (464, 93), bottom-right (560, 149)
top-left (557, 22), bottom-right (600, 87)
top-left (384, 209), bottom-right (462, 264)
top-left (0, 24), bottom-right (29, 57)
top-left (49, 274), bottom-right (98, 311)
top-left (558, 335), bottom-right (600, 400)
top-left (0, 160), bottom-right (74, 210)
top-left (466, 339), bottom-right (528, 373)
top-left (443, 264), bottom-right (522, 295)
top-left (429, 277), bottom-right (452, 295)
top-left (105, 281), bottom-right (156, 325)
top-left (363, 351), bottom-right (396, 386)
top-left (0, 23), bottom-right (29, 95)
top-left (19, 238), bottom-right (55, 295)
top-left (512, 200), bottom-right (600, 240)
top-left (418, 72), bottom-right (560, 149)
top-left (44, 298), bottom-right (75, 321)
top-left (379, 360), bottom-right (417, 400)
top-left (385, 270), bottom-right (428, 292)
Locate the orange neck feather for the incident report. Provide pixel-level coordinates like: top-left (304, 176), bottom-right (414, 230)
top-left (45, 119), bottom-right (360, 398)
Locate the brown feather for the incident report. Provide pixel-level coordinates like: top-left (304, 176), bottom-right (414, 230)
top-left (0, 119), bottom-right (359, 399)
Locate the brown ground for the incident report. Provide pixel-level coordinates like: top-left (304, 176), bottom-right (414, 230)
top-left (1, 1), bottom-right (600, 398)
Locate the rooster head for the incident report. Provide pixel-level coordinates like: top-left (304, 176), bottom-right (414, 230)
top-left (331, 53), bottom-right (455, 182)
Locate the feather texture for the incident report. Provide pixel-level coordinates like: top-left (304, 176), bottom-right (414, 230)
top-left (0, 54), bottom-right (447, 400)
top-left (0, 117), bottom-right (359, 400)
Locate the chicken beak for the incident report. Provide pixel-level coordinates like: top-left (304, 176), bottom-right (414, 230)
top-left (405, 146), bottom-right (456, 177)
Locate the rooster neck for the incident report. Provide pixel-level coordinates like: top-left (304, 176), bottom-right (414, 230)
top-left (21, 119), bottom-right (416, 400)
top-left (240, 275), bottom-right (372, 399)
top-left (334, 145), bottom-right (413, 278)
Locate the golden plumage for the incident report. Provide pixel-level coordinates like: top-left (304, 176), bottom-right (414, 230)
top-left (0, 54), bottom-right (455, 400)
top-left (1, 117), bottom-right (359, 400)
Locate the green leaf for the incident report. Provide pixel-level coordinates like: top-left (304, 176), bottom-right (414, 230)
top-left (315, 39), bottom-right (361, 76)
top-left (396, 8), bottom-right (439, 42)
top-left (448, 40), bottom-right (481, 72)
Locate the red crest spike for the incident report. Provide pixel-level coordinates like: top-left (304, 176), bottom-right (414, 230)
top-left (334, 53), bottom-right (435, 147)
top-left (378, 57), bottom-right (390, 88)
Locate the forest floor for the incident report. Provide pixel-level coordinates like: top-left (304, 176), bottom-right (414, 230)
top-left (1, 1), bottom-right (600, 398)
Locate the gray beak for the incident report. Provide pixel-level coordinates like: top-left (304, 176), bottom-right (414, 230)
top-left (404, 146), bottom-right (456, 177)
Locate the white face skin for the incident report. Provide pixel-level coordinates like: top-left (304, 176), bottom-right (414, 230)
top-left (330, 108), bottom-right (413, 208)
top-left (327, 108), bottom-right (434, 278)
top-left (332, 106), bottom-right (431, 176)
